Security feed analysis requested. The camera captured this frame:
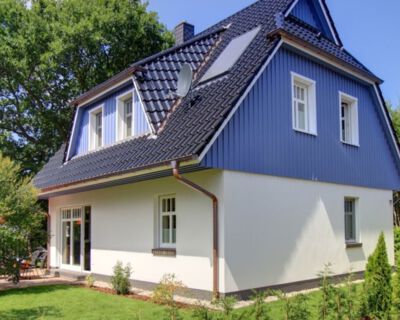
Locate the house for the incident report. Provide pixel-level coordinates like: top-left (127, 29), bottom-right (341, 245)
top-left (34, 0), bottom-right (400, 299)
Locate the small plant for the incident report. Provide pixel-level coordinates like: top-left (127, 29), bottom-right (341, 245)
top-left (86, 274), bottom-right (95, 288)
top-left (317, 264), bottom-right (337, 319)
top-left (276, 291), bottom-right (311, 320)
top-left (341, 272), bottom-right (359, 320)
top-left (394, 252), bottom-right (400, 315)
top-left (111, 261), bottom-right (132, 295)
top-left (362, 232), bottom-right (392, 319)
top-left (248, 290), bottom-right (272, 320)
top-left (152, 273), bottom-right (186, 306)
top-left (213, 296), bottom-right (237, 319)
top-left (153, 274), bottom-right (186, 320)
top-left (163, 304), bottom-right (182, 320)
top-left (192, 302), bottom-right (215, 320)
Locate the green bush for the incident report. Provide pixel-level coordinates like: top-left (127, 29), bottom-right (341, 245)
top-left (111, 261), bottom-right (132, 295)
top-left (86, 274), bottom-right (95, 288)
top-left (276, 291), bottom-right (311, 320)
top-left (362, 232), bottom-right (392, 319)
top-left (248, 290), bottom-right (272, 320)
top-left (395, 227), bottom-right (400, 260)
top-left (393, 249), bottom-right (400, 314)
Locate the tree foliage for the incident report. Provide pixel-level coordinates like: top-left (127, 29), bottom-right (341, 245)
top-left (0, 153), bottom-right (45, 282)
top-left (0, 0), bottom-right (173, 174)
top-left (361, 232), bottom-right (392, 319)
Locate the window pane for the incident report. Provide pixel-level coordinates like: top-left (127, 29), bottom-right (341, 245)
top-left (95, 111), bottom-right (102, 147)
top-left (124, 100), bottom-right (133, 137)
top-left (72, 220), bottom-right (81, 266)
top-left (172, 215), bottom-right (176, 244)
top-left (297, 102), bottom-right (306, 130)
top-left (62, 221), bottom-right (71, 264)
top-left (162, 215), bottom-right (170, 243)
top-left (344, 199), bottom-right (356, 241)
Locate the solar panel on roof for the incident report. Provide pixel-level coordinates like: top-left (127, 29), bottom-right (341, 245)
top-left (200, 26), bottom-right (261, 83)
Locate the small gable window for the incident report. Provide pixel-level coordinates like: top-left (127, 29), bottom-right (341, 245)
top-left (116, 92), bottom-right (134, 140)
top-left (339, 92), bottom-right (359, 146)
top-left (89, 106), bottom-right (103, 150)
top-left (291, 72), bottom-right (317, 135)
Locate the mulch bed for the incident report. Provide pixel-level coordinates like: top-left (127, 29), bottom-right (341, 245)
top-left (86, 285), bottom-right (195, 309)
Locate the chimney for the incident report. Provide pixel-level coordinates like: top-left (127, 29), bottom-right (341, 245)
top-left (174, 21), bottom-right (195, 45)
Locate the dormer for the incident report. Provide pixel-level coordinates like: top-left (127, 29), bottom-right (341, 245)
top-left (66, 81), bottom-right (152, 160)
top-left (286, 0), bottom-right (341, 45)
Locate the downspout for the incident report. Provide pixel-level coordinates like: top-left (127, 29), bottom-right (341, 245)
top-left (171, 161), bottom-right (219, 298)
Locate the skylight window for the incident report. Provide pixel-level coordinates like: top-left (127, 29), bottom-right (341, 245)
top-left (200, 26), bottom-right (261, 83)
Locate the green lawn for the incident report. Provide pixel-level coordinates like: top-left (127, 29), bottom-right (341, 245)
top-left (0, 284), bottom-right (352, 320)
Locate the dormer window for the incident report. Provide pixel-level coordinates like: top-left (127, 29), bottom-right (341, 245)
top-left (124, 98), bottom-right (133, 138)
top-left (89, 106), bottom-right (103, 150)
top-left (339, 92), bottom-right (359, 146)
top-left (116, 91), bottom-right (134, 141)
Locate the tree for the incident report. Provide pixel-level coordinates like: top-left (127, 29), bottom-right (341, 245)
top-left (361, 232), bottom-right (392, 319)
top-left (0, 0), bottom-right (174, 174)
top-left (0, 153), bottom-right (46, 282)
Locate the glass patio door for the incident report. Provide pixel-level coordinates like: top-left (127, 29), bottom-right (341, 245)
top-left (61, 208), bottom-right (82, 270)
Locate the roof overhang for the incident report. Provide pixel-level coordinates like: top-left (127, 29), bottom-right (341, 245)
top-left (71, 65), bottom-right (144, 107)
top-left (268, 29), bottom-right (383, 85)
top-left (38, 158), bottom-right (201, 199)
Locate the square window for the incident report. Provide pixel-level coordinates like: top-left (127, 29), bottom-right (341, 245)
top-left (291, 72), bottom-right (317, 135)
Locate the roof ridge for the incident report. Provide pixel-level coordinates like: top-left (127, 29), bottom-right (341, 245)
top-left (131, 26), bottom-right (227, 68)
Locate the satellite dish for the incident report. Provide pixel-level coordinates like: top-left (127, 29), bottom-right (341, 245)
top-left (176, 63), bottom-right (193, 98)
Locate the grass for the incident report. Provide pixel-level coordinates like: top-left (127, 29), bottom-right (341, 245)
top-left (0, 283), bottom-right (362, 319)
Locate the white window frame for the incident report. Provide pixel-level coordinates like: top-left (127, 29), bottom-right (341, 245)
top-left (116, 91), bottom-right (134, 141)
top-left (88, 105), bottom-right (104, 151)
top-left (344, 197), bottom-right (360, 244)
top-left (158, 195), bottom-right (177, 249)
top-left (291, 72), bottom-right (317, 135)
top-left (339, 92), bottom-right (359, 146)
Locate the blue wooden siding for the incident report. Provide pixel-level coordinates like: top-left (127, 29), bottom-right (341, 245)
top-left (292, 0), bottom-right (334, 41)
top-left (202, 47), bottom-right (400, 190)
top-left (70, 83), bottom-right (151, 158)
top-left (134, 91), bottom-right (151, 136)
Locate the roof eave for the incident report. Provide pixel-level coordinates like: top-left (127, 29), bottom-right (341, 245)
top-left (37, 156), bottom-right (198, 197)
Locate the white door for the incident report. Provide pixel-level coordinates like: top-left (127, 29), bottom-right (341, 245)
top-left (60, 208), bottom-right (83, 271)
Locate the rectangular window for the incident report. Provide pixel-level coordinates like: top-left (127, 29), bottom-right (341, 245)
top-left (124, 99), bottom-right (133, 138)
top-left (339, 92), bottom-right (359, 146)
top-left (159, 196), bottom-right (176, 248)
top-left (291, 72), bottom-right (317, 135)
top-left (89, 106), bottom-right (103, 150)
top-left (344, 198), bottom-right (356, 243)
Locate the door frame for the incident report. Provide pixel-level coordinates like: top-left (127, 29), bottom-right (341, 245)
top-left (59, 206), bottom-right (88, 272)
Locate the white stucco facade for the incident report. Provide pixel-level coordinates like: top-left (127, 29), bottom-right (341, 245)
top-left (48, 169), bottom-right (394, 295)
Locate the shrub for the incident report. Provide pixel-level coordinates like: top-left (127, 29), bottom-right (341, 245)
top-left (395, 227), bottom-right (400, 259)
top-left (362, 232), bottom-right (392, 319)
top-left (213, 296), bottom-right (237, 319)
top-left (341, 273), bottom-right (359, 320)
top-left (86, 274), bottom-right (95, 288)
top-left (192, 302), bottom-right (215, 320)
top-left (393, 250), bottom-right (400, 314)
top-left (163, 304), bottom-right (182, 320)
top-left (317, 264), bottom-right (337, 319)
top-left (276, 291), bottom-right (311, 320)
top-left (111, 261), bottom-right (132, 295)
top-left (152, 274), bottom-right (186, 306)
top-left (248, 290), bottom-right (272, 320)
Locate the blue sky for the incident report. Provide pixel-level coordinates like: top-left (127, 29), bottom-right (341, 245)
top-left (147, 0), bottom-right (400, 105)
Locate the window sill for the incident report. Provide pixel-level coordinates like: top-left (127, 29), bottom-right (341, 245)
top-left (293, 128), bottom-right (317, 137)
top-left (152, 248), bottom-right (176, 257)
top-left (341, 141), bottom-right (359, 148)
top-left (345, 242), bottom-right (363, 249)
